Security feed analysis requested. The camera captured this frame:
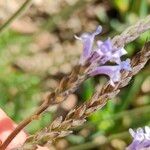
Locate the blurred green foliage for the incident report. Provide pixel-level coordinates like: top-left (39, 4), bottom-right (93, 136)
top-left (0, 30), bottom-right (52, 132)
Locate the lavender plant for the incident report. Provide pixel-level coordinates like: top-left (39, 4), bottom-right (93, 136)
top-left (0, 13), bottom-right (150, 150)
top-left (21, 41), bottom-right (150, 149)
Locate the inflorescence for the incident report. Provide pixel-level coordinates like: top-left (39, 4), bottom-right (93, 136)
top-left (75, 26), bottom-right (131, 86)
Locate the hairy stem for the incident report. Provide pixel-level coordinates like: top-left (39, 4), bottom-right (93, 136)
top-left (112, 15), bottom-right (150, 47)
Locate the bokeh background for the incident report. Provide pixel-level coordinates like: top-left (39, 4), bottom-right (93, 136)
top-left (0, 0), bottom-right (150, 149)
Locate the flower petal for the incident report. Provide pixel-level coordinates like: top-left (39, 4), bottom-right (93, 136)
top-left (120, 59), bottom-right (132, 71)
top-left (129, 128), bottom-right (136, 138)
top-left (89, 65), bottom-right (120, 86)
top-left (76, 26), bottom-right (102, 65)
top-left (127, 126), bottom-right (150, 150)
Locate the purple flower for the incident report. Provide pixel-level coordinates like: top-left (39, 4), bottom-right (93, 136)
top-left (96, 38), bottom-right (127, 64)
top-left (75, 26), bottom-right (102, 65)
top-left (89, 59), bottom-right (131, 86)
top-left (127, 126), bottom-right (150, 150)
top-left (76, 26), bottom-right (131, 86)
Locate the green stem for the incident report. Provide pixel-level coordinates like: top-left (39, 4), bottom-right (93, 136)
top-left (0, 0), bottom-right (32, 33)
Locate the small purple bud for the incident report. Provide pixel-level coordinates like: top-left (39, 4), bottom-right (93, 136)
top-left (97, 38), bottom-right (112, 53)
